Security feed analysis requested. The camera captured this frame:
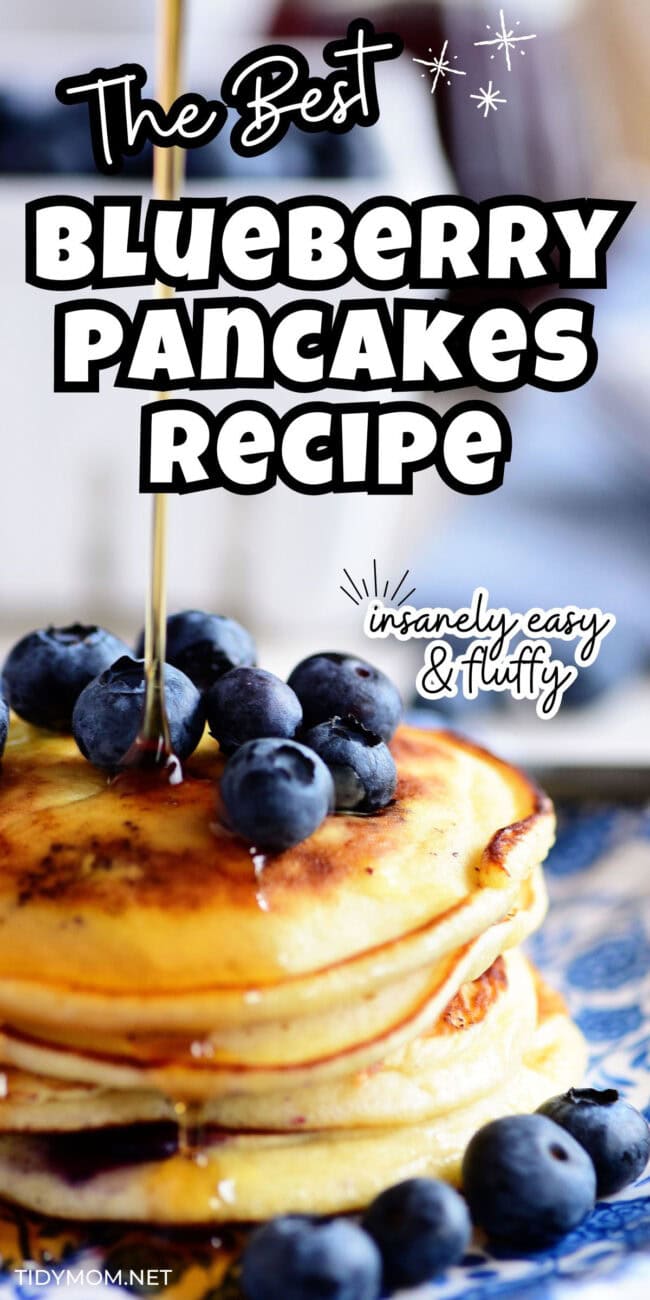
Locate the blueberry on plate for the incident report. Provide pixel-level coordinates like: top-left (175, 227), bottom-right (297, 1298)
top-left (220, 737), bottom-right (334, 851)
top-left (2, 624), bottom-right (130, 731)
top-left (362, 1177), bottom-right (471, 1290)
top-left (538, 1088), bottom-right (650, 1197)
top-left (72, 656), bottom-right (205, 770)
top-left (136, 611), bottom-right (256, 692)
top-left (303, 716), bottom-right (396, 812)
top-left (206, 667), bottom-right (302, 754)
top-left (287, 652), bottom-right (402, 741)
top-left (0, 695), bottom-right (8, 758)
top-left (462, 1113), bottom-right (596, 1248)
top-left (241, 1215), bottom-right (381, 1300)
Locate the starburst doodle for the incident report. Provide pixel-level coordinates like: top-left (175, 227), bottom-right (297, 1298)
top-left (474, 7), bottom-right (537, 72)
top-left (470, 81), bottom-right (507, 118)
top-left (340, 563), bottom-right (416, 608)
top-left (412, 39), bottom-right (466, 95)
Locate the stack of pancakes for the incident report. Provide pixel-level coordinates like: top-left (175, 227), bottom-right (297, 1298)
top-left (0, 720), bottom-right (585, 1223)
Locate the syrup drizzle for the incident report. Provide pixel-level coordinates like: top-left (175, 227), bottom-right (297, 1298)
top-left (173, 1099), bottom-right (205, 1159)
top-left (124, 0), bottom-right (185, 781)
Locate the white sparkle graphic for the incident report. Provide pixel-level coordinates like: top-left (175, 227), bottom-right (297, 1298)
top-left (412, 39), bottom-right (466, 94)
top-left (470, 81), bottom-right (507, 117)
top-left (474, 8), bottom-right (537, 71)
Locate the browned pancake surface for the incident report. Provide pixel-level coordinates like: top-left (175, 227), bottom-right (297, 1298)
top-left (0, 722), bottom-right (552, 992)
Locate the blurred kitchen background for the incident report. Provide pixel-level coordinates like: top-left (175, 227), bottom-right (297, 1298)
top-left (1, 0), bottom-right (649, 773)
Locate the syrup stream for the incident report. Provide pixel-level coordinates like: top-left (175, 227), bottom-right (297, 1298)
top-left (135, 0), bottom-right (199, 1157)
top-left (125, 0), bottom-right (185, 778)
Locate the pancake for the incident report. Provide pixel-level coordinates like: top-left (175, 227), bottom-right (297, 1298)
top-left (0, 951), bottom-right (538, 1133)
top-left (0, 972), bottom-right (587, 1223)
top-left (0, 867), bottom-right (537, 1036)
top-left (0, 870), bottom-right (547, 1099)
top-left (0, 720), bottom-right (553, 1026)
top-left (0, 715), bottom-right (580, 1226)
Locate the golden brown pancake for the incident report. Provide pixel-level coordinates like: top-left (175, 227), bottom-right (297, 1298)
top-left (0, 721), bottom-right (553, 992)
top-left (0, 952), bottom-right (538, 1133)
top-left (0, 717), bottom-right (579, 1224)
top-left (0, 869), bottom-right (547, 1099)
top-left (0, 969), bottom-right (587, 1223)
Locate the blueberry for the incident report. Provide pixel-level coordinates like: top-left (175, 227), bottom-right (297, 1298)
top-left (538, 1088), bottom-right (650, 1197)
top-left (287, 653), bottom-right (402, 741)
top-left (241, 1216), bottom-right (381, 1300)
top-left (136, 611), bottom-right (256, 692)
top-left (462, 1114), bottom-right (596, 1248)
top-left (362, 1178), bottom-right (471, 1290)
top-left (220, 738), bottom-right (334, 851)
top-left (0, 695), bottom-right (8, 758)
top-left (206, 667), bottom-right (302, 754)
top-left (2, 624), bottom-right (130, 731)
top-left (72, 656), bottom-right (205, 770)
top-left (302, 716), bottom-right (396, 812)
